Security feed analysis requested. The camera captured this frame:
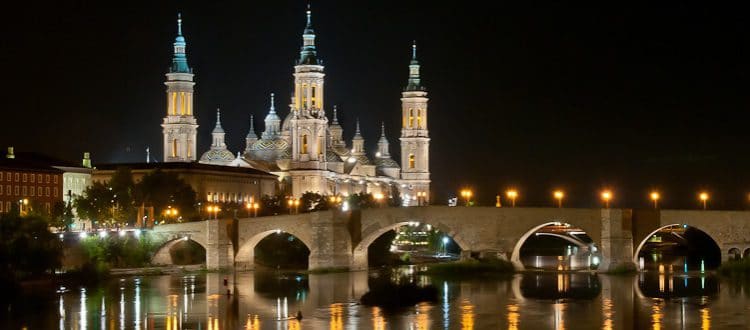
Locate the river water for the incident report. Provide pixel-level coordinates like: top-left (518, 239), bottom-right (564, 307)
top-left (2, 268), bottom-right (749, 329)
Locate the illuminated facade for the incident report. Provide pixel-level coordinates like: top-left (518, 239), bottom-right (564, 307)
top-left (161, 9), bottom-right (430, 205)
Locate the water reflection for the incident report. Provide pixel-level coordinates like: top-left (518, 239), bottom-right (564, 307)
top-left (4, 269), bottom-right (750, 329)
top-left (521, 273), bottom-right (601, 300)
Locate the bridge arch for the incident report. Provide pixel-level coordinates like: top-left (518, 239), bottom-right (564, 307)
top-left (152, 235), bottom-right (208, 265)
top-left (352, 220), bottom-right (468, 271)
top-left (633, 224), bottom-right (721, 271)
top-left (235, 229), bottom-right (314, 270)
top-left (510, 221), bottom-right (602, 271)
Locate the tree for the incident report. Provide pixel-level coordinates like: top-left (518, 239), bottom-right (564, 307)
top-left (50, 201), bottom-right (74, 231)
top-left (299, 192), bottom-right (330, 212)
top-left (0, 212), bottom-right (62, 278)
top-left (74, 181), bottom-right (117, 228)
top-left (134, 170), bottom-right (197, 223)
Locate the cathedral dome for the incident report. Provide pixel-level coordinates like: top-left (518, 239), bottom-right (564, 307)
top-left (248, 137), bottom-right (290, 163)
top-left (375, 157), bottom-right (400, 169)
top-left (199, 148), bottom-right (234, 163)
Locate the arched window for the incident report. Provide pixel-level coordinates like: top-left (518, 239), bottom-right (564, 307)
top-left (311, 85), bottom-right (317, 106)
top-left (302, 134), bottom-right (308, 154)
top-left (409, 154), bottom-right (415, 169)
top-left (409, 109), bottom-right (414, 128)
top-left (417, 109), bottom-right (422, 128)
top-left (301, 84), bottom-right (308, 108)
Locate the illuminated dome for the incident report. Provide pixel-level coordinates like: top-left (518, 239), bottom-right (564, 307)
top-left (248, 138), bottom-right (290, 163)
top-left (199, 149), bottom-right (234, 163)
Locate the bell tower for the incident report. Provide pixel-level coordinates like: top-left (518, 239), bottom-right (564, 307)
top-left (162, 13), bottom-right (198, 162)
top-left (399, 42), bottom-right (431, 205)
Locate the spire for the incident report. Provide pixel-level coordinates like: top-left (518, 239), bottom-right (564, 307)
top-left (377, 122), bottom-right (391, 157)
top-left (170, 13), bottom-right (191, 73)
top-left (269, 93), bottom-right (276, 114)
top-left (213, 108), bottom-right (224, 133)
top-left (354, 118), bottom-right (363, 139)
top-left (332, 105), bottom-right (339, 125)
top-left (298, 5), bottom-right (319, 65)
top-left (405, 40), bottom-right (423, 91)
top-left (262, 93), bottom-right (281, 139)
top-left (246, 115), bottom-right (258, 140)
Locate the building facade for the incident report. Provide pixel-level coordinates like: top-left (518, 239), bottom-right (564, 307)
top-left (0, 147), bottom-right (66, 215)
top-left (166, 9), bottom-right (430, 205)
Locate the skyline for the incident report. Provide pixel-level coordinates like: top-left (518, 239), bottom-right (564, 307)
top-left (3, 2), bottom-right (750, 207)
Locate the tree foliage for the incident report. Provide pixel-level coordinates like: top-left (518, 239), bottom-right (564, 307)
top-left (0, 212), bottom-right (62, 278)
top-left (74, 167), bottom-right (198, 226)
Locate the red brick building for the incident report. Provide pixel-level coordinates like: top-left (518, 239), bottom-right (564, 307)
top-left (0, 148), bottom-right (64, 214)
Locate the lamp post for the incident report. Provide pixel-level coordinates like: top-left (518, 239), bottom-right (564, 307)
top-left (506, 190), bottom-right (518, 208)
top-left (253, 202), bottom-right (260, 217)
top-left (460, 189), bottom-right (473, 207)
top-left (601, 190), bottom-right (612, 209)
top-left (329, 195), bottom-right (342, 208)
top-left (650, 191), bottom-right (660, 209)
top-left (287, 198), bottom-right (294, 215)
top-left (18, 198), bottom-right (29, 216)
top-left (416, 191), bottom-right (426, 206)
top-left (294, 198), bottom-right (300, 214)
top-left (496, 195), bottom-right (502, 208)
top-left (206, 205), bottom-right (220, 220)
top-left (554, 190), bottom-right (564, 208)
top-left (699, 192), bottom-right (709, 210)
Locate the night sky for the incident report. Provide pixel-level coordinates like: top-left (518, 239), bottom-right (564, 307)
top-left (2, 2), bottom-right (750, 209)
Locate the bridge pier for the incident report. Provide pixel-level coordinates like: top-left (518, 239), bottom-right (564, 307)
top-left (308, 212), bottom-right (352, 271)
top-left (205, 219), bottom-right (234, 270)
top-left (599, 209), bottom-right (636, 272)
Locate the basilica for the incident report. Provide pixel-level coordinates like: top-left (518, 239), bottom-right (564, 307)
top-left (161, 9), bottom-right (430, 206)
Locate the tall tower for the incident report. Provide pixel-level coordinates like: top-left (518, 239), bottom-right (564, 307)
top-left (288, 6), bottom-right (330, 196)
top-left (399, 42), bottom-right (431, 205)
top-left (162, 13), bottom-right (198, 162)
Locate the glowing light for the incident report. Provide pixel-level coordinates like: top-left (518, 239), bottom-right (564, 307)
top-left (601, 190), bottom-right (613, 208)
top-left (506, 189), bottom-right (518, 207)
top-left (79, 231), bottom-right (87, 239)
top-left (119, 230), bottom-right (126, 237)
top-left (99, 231), bottom-right (107, 238)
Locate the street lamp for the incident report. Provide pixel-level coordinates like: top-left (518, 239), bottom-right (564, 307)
top-left (460, 189), bottom-right (473, 206)
top-left (294, 198), bottom-right (300, 214)
top-left (553, 190), bottom-right (564, 208)
top-left (18, 198), bottom-right (29, 215)
top-left (506, 190), bottom-right (518, 208)
top-left (253, 202), bottom-right (260, 217)
top-left (650, 191), bottom-right (660, 209)
top-left (699, 192), bottom-right (709, 210)
top-left (206, 205), bottom-right (220, 220)
top-left (601, 190), bottom-right (612, 208)
top-left (416, 191), bottom-right (427, 206)
top-left (373, 193), bottom-right (385, 207)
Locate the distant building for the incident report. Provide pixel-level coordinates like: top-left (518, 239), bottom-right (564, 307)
top-left (92, 162), bottom-right (277, 205)
top-left (160, 9), bottom-right (430, 205)
top-left (0, 147), bottom-right (94, 229)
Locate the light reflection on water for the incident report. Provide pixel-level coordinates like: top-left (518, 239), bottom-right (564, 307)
top-left (2, 269), bottom-right (750, 329)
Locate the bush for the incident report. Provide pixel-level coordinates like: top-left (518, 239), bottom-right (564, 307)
top-left (79, 234), bottom-right (164, 269)
top-left (719, 259), bottom-right (750, 277)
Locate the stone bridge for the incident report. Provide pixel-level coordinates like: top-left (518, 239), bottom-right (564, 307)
top-left (149, 206), bottom-right (750, 271)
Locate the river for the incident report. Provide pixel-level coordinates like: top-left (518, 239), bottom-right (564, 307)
top-left (2, 268), bottom-right (749, 329)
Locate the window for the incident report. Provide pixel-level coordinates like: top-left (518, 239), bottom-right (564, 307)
top-left (0, 202), bottom-right (3, 212)
top-left (22, 174), bottom-right (27, 182)
top-left (22, 186), bottom-right (27, 196)
top-left (172, 139), bottom-right (178, 158)
top-left (54, 175), bottom-right (58, 184)
top-left (30, 174), bottom-right (34, 183)
top-left (14, 173), bottom-right (19, 182)
top-left (6, 186), bottom-right (10, 195)
top-left (45, 187), bottom-right (50, 197)
top-left (409, 154), bottom-right (415, 169)
top-left (37, 174), bottom-right (41, 183)
top-left (311, 85), bottom-right (317, 106)
top-left (180, 92), bottom-right (186, 115)
top-left (45, 175), bottom-right (50, 183)
top-left (30, 187), bottom-right (34, 196)
top-left (0, 172), bottom-right (3, 181)
top-left (207, 192), bottom-right (212, 201)
top-left (417, 109), bottom-right (422, 128)
top-left (301, 84), bottom-right (307, 107)
top-left (409, 109), bottom-right (414, 128)
top-left (4, 202), bottom-right (8, 212)
top-left (15, 186), bottom-right (19, 196)
top-left (301, 134), bottom-right (308, 154)
top-left (171, 92), bottom-right (177, 115)
top-left (37, 187), bottom-right (42, 196)
top-left (53, 187), bottom-right (58, 198)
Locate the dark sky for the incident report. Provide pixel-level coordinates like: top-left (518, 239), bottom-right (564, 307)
top-left (2, 2), bottom-right (750, 209)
